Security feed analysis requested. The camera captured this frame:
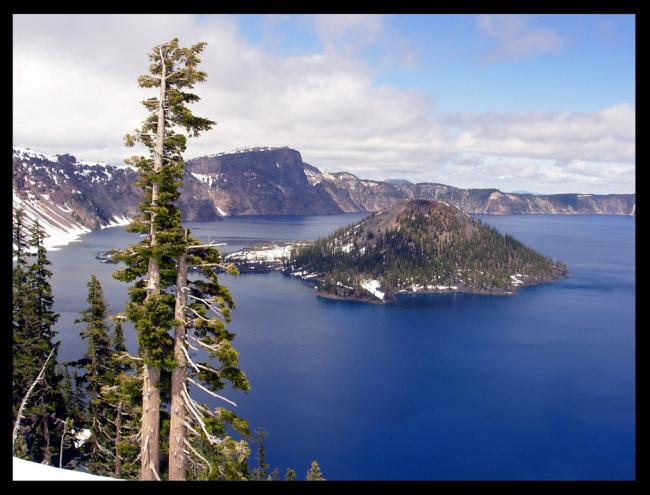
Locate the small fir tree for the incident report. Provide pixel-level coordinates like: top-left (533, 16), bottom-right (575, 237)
top-left (284, 467), bottom-right (297, 481)
top-left (250, 427), bottom-right (270, 480)
top-left (72, 275), bottom-right (117, 475)
top-left (306, 460), bottom-right (325, 481)
top-left (27, 221), bottom-right (64, 464)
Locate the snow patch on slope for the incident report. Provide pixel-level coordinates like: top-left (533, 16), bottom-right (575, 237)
top-left (13, 146), bottom-right (60, 163)
top-left (191, 172), bottom-right (219, 187)
top-left (100, 215), bottom-right (132, 229)
top-left (13, 193), bottom-right (91, 251)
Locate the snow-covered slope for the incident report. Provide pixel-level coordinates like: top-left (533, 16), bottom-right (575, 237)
top-left (13, 192), bottom-right (91, 251)
top-left (13, 457), bottom-right (120, 481)
top-left (13, 147), bottom-right (140, 250)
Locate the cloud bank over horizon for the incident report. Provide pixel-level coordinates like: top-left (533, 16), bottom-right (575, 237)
top-left (13, 14), bottom-right (635, 194)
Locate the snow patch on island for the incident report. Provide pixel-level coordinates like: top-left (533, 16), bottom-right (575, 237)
top-left (226, 244), bottom-right (294, 262)
top-left (361, 279), bottom-right (385, 301)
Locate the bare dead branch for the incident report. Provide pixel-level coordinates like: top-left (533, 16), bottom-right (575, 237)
top-left (13, 348), bottom-right (55, 451)
top-left (180, 343), bottom-right (201, 374)
top-left (187, 377), bottom-right (237, 407)
top-left (181, 388), bottom-right (218, 444)
top-left (183, 439), bottom-right (211, 475)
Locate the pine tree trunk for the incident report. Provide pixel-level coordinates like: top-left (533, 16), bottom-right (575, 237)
top-left (115, 402), bottom-right (122, 479)
top-left (43, 411), bottom-right (51, 465)
top-left (141, 365), bottom-right (161, 480)
top-left (59, 419), bottom-right (67, 468)
top-left (140, 48), bottom-right (166, 482)
top-left (168, 246), bottom-right (188, 480)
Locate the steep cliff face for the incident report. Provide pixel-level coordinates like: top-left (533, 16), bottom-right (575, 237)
top-left (184, 147), bottom-right (344, 215)
top-left (304, 168), bottom-right (408, 213)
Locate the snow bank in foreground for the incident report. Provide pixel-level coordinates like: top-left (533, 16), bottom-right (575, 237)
top-left (13, 457), bottom-right (120, 481)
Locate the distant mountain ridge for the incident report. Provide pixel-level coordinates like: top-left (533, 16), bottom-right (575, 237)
top-left (184, 147), bottom-right (635, 216)
top-left (13, 145), bottom-right (635, 248)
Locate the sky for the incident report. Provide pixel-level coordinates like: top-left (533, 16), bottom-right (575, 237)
top-left (13, 14), bottom-right (635, 194)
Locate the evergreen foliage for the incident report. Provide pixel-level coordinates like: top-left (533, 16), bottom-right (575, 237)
top-left (113, 37), bottom-right (250, 480)
top-left (175, 237), bottom-right (251, 480)
top-left (13, 208), bottom-right (33, 414)
top-left (113, 37), bottom-right (215, 372)
top-left (250, 427), bottom-right (270, 480)
top-left (12, 214), bottom-right (65, 464)
top-left (306, 460), bottom-right (325, 481)
top-left (70, 275), bottom-right (120, 475)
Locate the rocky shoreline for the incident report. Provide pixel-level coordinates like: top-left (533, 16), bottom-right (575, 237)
top-left (310, 271), bottom-right (567, 304)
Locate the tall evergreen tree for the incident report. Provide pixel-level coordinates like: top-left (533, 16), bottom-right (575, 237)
top-left (167, 233), bottom-right (251, 480)
top-left (72, 275), bottom-right (117, 475)
top-left (57, 365), bottom-right (86, 468)
top-left (13, 207), bottom-right (33, 417)
top-left (113, 37), bottom-right (215, 480)
top-left (13, 218), bottom-right (64, 464)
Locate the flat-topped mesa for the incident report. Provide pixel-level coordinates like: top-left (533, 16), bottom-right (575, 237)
top-left (288, 199), bottom-right (568, 303)
top-left (187, 147), bottom-right (307, 187)
top-left (183, 147), bottom-right (344, 216)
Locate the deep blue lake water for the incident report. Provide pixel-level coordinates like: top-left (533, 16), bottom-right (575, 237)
top-left (47, 214), bottom-right (635, 480)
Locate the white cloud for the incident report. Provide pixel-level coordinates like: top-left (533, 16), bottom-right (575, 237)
top-left (477, 14), bottom-right (564, 63)
top-left (312, 14), bottom-right (385, 55)
top-left (445, 103), bottom-right (635, 163)
top-left (13, 14), bottom-right (634, 194)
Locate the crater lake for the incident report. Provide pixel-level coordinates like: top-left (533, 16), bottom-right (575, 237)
top-left (46, 213), bottom-right (635, 480)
